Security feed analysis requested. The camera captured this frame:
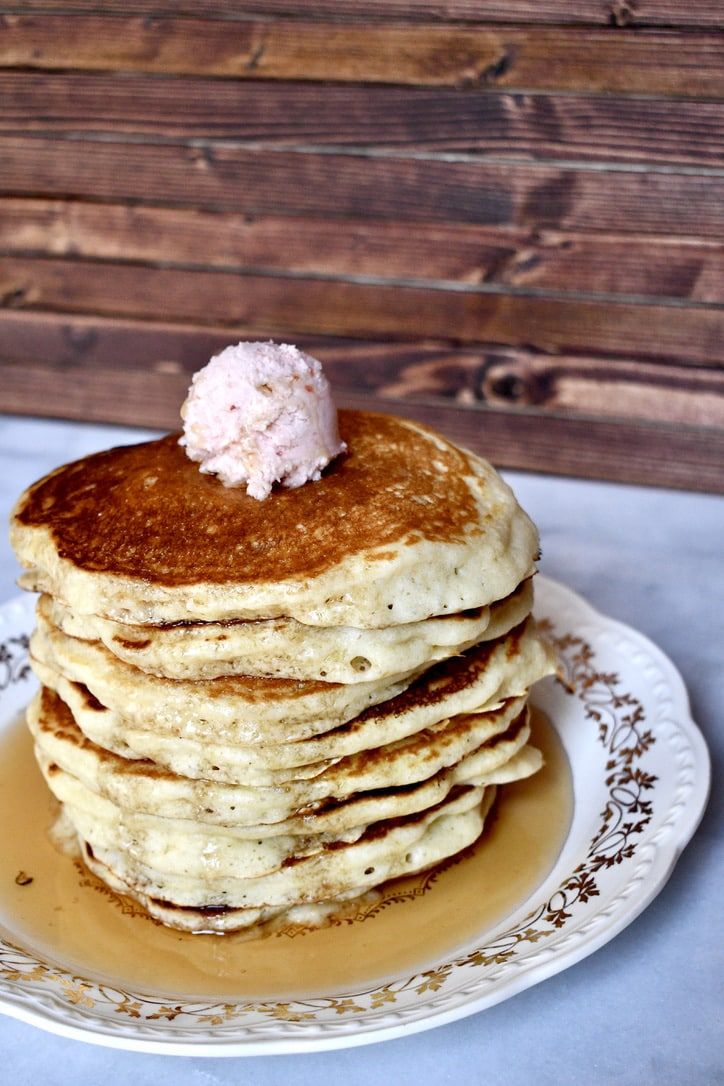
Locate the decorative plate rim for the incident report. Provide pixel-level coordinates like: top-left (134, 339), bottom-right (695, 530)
top-left (0, 578), bottom-right (710, 1057)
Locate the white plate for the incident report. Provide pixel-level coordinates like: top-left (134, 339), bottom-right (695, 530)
top-left (0, 578), bottom-right (710, 1056)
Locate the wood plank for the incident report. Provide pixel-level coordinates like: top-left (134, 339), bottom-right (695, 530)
top-left (376, 346), bottom-right (724, 427)
top-left (8, 3), bottom-right (724, 30)
top-left (3, 73), bottom-right (723, 166)
top-left (1, 358), bottom-right (721, 493)
top-left (2, 198), bottom-right (723, 303)
top-left (1, 258), bottom-right (722, 364)
top-left (1, 310), bottom-right (722, 429)
top-left (0, 312), bottom-right (389, 383)
top-left (2, 138), bottom-right (723, 238)
top-left (0, 309), bottom-right (239, 374)
top-left (2, 16), bottom-right (723, 97)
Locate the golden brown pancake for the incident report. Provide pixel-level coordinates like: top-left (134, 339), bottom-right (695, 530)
top-left (11, 411), bottom-right (539, 626)
top-left (31, 613), bottom-right (555, 789)
top-left (30, 610), bottom-right (553, 745)
top-left (14, 412), bottom-right (480, 585)
top-left (30, 685), bottom-right (536, 832)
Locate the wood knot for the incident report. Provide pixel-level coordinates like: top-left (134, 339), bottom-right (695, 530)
top-left (189, 146), bottom-right (214, 170)
top-left (482, 50), bottom-right (512, 85)
top-left (65, 324), bottom-right (98, 353)
top-left (477, 356), bottom-right (550, 407)
top-left (245, 38), bottom-right (267, 70)
top-left (1, 285), bottom-right (29, 308)
top-left (610, 0), bottom-right (636, 26)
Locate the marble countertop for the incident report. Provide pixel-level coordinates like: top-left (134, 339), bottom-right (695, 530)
top-left (0, 414), bottom-right (721, 1086)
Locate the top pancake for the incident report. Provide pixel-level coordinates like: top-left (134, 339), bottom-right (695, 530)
top-left (11, 410), bottom-right (538, 627)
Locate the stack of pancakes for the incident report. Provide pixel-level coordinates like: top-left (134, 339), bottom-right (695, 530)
top-left (11, 411), bottom-right (556, 933)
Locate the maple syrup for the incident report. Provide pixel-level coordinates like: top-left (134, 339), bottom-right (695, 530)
top-left (0, 707), bottom-right (571, 1000)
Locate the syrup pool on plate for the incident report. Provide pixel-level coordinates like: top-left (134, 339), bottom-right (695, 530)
top-left (0, 706), bottom-right (572, 1001)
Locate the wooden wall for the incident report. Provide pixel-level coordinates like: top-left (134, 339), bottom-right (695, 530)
top-left (1, 1), bottom-right (722, 492)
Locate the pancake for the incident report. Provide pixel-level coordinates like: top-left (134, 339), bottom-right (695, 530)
top-left (71, 784), bottom-right (490, 908)
top-left (30, 608), bottom-right (421, 741)
top-left (44, 578), bottom-right (533, 682)
top-left (45, 595), bottom-right (491, 683)
top-left (30, 686), bottom-right (537, 831)
top-left (33, 629), bottom-right (552, 788)
top-left (11, 412), bottom-right (539, 627)
top-left (60, 781), bottom-right (495, 912)
top-left (77, 787), bottom-right (500, 933)
top-left (52, 771), bottom-right (517, 883)
top-left (46, 577), bottom-right (533, 684)
top-left (31, 611), bottom-right (555, 752)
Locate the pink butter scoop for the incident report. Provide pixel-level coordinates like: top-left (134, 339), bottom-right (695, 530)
top-left (180, 341), bottom-right (346, 500)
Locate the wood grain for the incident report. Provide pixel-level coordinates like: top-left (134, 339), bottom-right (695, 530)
top-left (2, 138), bottom-right (723, 238)
top-left (0, 263), bottom-right (721, 366)
top-left (2, 16), bottom-right (723, 97)
top-left (1, 1), bottom-right (722, 494)
top-left (8, 2), bottom-right (724, 29)
top-left (2, 357), bottom-right (722, 493)
top-left (3, 73), bottom-right (723, 166)
top-left (1, 309), bottom-right (722, 429)
top-left (2, 198), bottom-right (722, 303)
top-left (407, 348), bottom-right (724, 427)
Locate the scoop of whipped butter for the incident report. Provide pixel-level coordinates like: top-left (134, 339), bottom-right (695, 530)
top-left (180, 341), bottom-right (346, 499)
